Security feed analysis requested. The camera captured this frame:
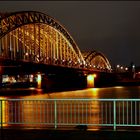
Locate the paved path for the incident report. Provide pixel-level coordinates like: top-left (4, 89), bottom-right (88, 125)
top-left (0, 129), bottom-right (140, 140)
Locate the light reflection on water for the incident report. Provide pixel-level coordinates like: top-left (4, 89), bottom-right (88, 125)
top-left (0, 86), bottom-right (140, 129)
top-left (19, 86), bottom-right (140, 99)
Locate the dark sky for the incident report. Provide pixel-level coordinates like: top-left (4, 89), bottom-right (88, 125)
top-left (0, 1), bottom-right (140, 66)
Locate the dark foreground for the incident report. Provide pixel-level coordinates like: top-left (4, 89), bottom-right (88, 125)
top-left (0, 129), bottom-right (140, 140)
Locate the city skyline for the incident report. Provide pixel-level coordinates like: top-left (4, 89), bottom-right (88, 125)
top-left (0, 1), bottom-right (140, 66)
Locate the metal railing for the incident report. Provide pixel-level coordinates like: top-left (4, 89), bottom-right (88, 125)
top-left (0, 98), bottom-right (140, 130)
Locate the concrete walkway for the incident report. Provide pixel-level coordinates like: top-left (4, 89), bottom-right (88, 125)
top-left (0, 129), bottom-right (140, 140)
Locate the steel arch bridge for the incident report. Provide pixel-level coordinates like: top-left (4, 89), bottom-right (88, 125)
top-left (82, 51), bottom-right (111, 71)
top-left (0, 11), bottom-right (85, 68)
top-left (0, 11), bottom-right (111, 72)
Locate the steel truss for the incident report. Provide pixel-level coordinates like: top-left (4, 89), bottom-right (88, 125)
top-left (0, 11), bottom-right (111, 71)
top-left (83, 51), bottom-right (111, 71)
top-left (0, 11), bottom-right (85, 68)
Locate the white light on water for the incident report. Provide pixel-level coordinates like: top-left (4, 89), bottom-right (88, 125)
top-left (114, 86), bottom-right (123, 89)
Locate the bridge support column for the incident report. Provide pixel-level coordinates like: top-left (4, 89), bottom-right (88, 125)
top-left (87, 74), bottom-right (96, 88)
top-left (0, 66), bottom-right (3, 86)
top-left (37, 73), bottom-right (42, 89)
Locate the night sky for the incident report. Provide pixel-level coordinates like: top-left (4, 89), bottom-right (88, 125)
top-left (0, 1), bottom-right (140, 67)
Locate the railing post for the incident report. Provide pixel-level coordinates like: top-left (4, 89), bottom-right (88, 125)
top-left (113, 100), bottom-right (116, 131)
top-left (0, 100), bottom-right (3, 128)
top-left (54, 100), bottom-right (57, 129)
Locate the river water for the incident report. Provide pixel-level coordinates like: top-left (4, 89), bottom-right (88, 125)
top-left (1, 86), bottom-right (140, 99)
top-left (0, 86), bottom-right (140, 130)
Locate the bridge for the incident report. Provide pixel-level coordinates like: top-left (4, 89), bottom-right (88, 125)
top-left (0, 11), bottom-right (113, 89)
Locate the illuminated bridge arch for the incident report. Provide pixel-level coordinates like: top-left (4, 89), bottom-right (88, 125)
top-left (83, 51), bottom-right (111, 71)
top-left (0, 11), bottom-right (85, 68)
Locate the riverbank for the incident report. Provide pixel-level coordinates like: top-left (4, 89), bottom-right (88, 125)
top-left (0, 88), bottom-right (42, 96)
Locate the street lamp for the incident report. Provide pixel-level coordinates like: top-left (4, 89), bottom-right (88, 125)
top-left (117, 65), bottom-right (120, 68)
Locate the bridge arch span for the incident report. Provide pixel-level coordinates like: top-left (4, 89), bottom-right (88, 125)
top-left (0, 11), bottom-right (85, 67)
top-left (83, 51), bottom-right (111, 71)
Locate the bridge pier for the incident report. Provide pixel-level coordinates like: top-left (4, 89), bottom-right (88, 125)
top-left (0, 59), bottom-right (115, 90)
top-left (37, 73), bottom-right (42, 89)
top-left (87, 74), bottom-right (97, 88)
top-left (0, 66), bottom-right (2, 85)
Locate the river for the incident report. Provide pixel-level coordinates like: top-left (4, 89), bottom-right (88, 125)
top-left (1, 86), bottom-right (140, 99)
top-left (0, 86), bottom-right (140, 130)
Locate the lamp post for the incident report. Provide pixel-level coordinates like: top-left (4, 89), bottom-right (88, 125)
top-left (132, 64), bottom-right (136, 79)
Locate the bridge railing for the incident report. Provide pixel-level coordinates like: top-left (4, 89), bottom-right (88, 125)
top-left (0, 98), bottom-right (140, 130)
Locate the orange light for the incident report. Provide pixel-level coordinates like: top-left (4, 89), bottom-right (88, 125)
top-left (93, 74), bottom-right (97, 78)
top-left (91, 88), bottom-right (98, 97)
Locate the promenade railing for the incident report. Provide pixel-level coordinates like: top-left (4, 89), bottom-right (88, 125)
top-left (0, 98), bottom-right (140, 130)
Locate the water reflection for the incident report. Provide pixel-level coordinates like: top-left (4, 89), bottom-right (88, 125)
top-left (13, 86), bottom-right (140, 99)
top-left (90, 88), bottom-right (99, 98)
top-left (114, 86), bottom-right (124, 89)
top-left (0, 97), bottom-right (8, 127)
top-left (0, 86), bottom-right (140, 129)
top-left (89, 88), bottom-right (101, 130)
